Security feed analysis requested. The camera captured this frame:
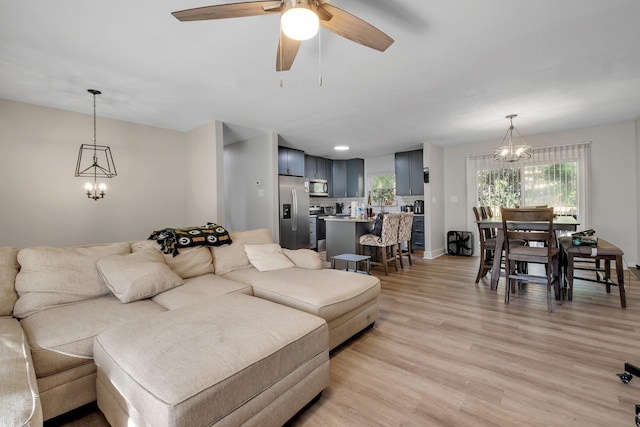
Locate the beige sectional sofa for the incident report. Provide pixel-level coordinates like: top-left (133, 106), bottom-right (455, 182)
top-left (0, 228), bottom-right (381, 426)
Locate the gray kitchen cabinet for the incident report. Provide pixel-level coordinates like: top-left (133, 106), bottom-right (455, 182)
top-left (412, 215), bottom-right (425, 251)
top-left (332, 159), bottom-right (347, 197)
top-left (278, 147), bottom-right (305, 176)
top-left (305, 155), bottom-right (318, 179)
top-left (346, 158), bottom-right (364, 197)
top-left (332, 158), bottom-right (364, 198)
top-left (395, 149), bottom-right (424, 196)
top-left (305, 155), bottom-right (332, 181)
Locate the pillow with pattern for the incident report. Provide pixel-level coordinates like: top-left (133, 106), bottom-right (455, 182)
top-left (149, 222), bottom-right (232, 256)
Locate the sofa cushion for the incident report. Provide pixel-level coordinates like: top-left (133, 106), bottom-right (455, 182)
top-left (94, 294), bottom-right (328, 427)
top-left (211, 229), bottom-right (273, 275)
top-left (283, 248), bottom-right (323, 270)
top-left (0, 316), bottom-right (43, 427)
top-left (223, 267), bottom-right (381, 322)
top-left (14, 243), bottom-right (131, 318)
top-left (244, 244), bottom-right (295, 272)
top-left (0, 247), bottom-right (19, 316)
top-left (20, 295), bottom-right (166, 377)
top-left (151, 274), bottom-right (252, 310)
top-left (97, 249), bottom-right (184, 303)
top-left (131, 241), bottom-right (214, 279)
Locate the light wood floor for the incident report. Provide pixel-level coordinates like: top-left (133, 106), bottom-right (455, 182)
top-left (49, 255), bottom-right (640, 427)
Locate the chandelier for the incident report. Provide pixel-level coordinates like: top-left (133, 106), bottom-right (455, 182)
top-left (494, 114), bottom-right (532, 163)
top-left (75, 89), bottom-right (117, 200)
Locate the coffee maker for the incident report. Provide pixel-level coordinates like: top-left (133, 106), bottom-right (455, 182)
top-left (335, 202), bottom-right (344, 214)
top-left (414, 200), bottom-right (424, 214)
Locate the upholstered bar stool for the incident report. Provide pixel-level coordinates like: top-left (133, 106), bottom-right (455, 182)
top-left (397, 212), bottom-right (414, 268)
top-left (359, 213), bottom-right (400, 275)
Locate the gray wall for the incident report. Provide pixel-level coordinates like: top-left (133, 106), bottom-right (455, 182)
top-left (0, 98), bottom-right (189, 248)
top-left (223, 133), bottom-right (278, 239)
top-left (423, 143), bottom-right (445, 259)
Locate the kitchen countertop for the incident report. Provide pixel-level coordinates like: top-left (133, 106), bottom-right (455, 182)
top-left (323, 217), bottom-right (374, 223)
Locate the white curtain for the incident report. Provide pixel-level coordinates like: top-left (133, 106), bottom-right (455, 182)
top-left (466, 142), bottom-right (591, 233)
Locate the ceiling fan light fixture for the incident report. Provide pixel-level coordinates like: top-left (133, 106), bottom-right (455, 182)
top-left (281, 6), bottom-right (319, 41)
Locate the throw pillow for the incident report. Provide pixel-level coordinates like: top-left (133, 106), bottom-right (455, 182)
top-left (14, 242), bottom-right (131, 318)
top-left (0, 247), bottom-right (19, 316)
top-left (149, 223), bottom-right (232, 256)
top-left (244, 243), bottom-right (295, 272)
top-left (283, 248), bottom-right (323, 270)
top-left (131, 240), bottom-right (214, 279)
top-left (211, 228), bottom-right (274, 275)
top-left (96, 249), bottom-right (184, 303)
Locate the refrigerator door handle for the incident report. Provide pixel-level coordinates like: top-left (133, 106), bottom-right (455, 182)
top-left (292, 188), bottom-right (298, 232)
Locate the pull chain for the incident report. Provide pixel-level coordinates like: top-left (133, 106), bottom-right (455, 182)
top-left (318, 28), bottom-right (323, 86)
top-left (279, 22), bottom-right (284, 87)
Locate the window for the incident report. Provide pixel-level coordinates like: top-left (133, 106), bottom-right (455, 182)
top-left (477, 162), bottom-right (578, 216)
top-left (467, 143), bottom-right (590, 226)
top-left (369, 174), bottom-right (396, 207)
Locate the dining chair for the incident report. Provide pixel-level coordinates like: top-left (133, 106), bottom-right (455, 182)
top-left (359, 213), bottom-right (401, 275)
top-left (397, 212), bottom-right (414, 268)
top-left (473, 207), bottom-right (496, 283)
top-left (501, 207), bottom-right (560, 312)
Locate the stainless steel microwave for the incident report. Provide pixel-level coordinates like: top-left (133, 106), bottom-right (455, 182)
top-left (309, 179), bottom-right (329, 197)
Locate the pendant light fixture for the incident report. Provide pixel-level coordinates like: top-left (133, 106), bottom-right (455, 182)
top-left (494, 114), bottom-right (532, 162)
top-left (281, 0), bottom-right (319, 41)
top-left (75, 89), bottom-right (117, 200)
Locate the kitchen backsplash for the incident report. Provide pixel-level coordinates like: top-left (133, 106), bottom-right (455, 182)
top-left (311, 195), bottom-right (424, 215)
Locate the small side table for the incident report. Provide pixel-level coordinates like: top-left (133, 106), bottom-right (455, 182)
top-left (331, 253), bottom-right (371, 274)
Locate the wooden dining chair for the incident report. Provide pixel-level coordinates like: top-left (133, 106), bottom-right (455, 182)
top-left (473, 207), bottom-right (496, 283)
top-left (501, 207), bottom-right (560, 312)
top-left (360, 213), bottom-right (401, 275)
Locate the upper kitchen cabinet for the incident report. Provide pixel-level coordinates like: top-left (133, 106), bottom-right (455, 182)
top-left (333, 158), bottom-right (365, 198)
top-left (346, 158), bottom-right (364, 197)
top-left (278, 147), bottom-right (305, 176)
top-left (332, 159), bottom-right (347, 197)
top-left (395, 149), bottom-right (424, 196)
top-left (305, 155), bottom-right (332, 181)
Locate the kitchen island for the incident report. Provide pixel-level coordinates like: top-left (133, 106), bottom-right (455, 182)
top-left (325, 217), bottom-right (375, 261)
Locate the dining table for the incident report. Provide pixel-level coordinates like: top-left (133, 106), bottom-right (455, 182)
top-left (475, 215), bottom-right (580, 291)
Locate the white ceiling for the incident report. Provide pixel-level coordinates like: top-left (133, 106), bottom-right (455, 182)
top-left (2, 0), bottom-right (640, 159)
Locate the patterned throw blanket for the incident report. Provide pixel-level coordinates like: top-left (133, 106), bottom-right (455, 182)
top-left (149, 223), bottom-right (232, 256)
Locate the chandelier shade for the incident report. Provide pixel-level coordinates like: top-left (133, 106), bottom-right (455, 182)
top-left (494, 114), bottom-right (532, 163)
top-left (75, 89), bottom-right (116, 200)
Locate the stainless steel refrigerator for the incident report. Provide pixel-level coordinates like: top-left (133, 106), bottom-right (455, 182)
top-left (279, 175), bottom-right (310, 249)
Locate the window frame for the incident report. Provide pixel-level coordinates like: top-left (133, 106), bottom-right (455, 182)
top-left (466, 142), bottom-right (591, 232)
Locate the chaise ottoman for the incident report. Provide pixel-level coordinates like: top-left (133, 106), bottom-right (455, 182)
top-left (94, 293), bottom-right (329, 427)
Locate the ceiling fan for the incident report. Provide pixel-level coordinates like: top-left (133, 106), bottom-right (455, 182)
top-left (171, 0), bottom-right (394, 71)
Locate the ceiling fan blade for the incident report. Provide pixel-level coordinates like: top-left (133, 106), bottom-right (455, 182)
top-left (318, 4), bottom-right (394, 52)
top-left (172, 1), bottom-right (282, 21)
top-left (276, 31), bottom-right (301, 71)
top-left (313, 4), bottom-right (333, 21)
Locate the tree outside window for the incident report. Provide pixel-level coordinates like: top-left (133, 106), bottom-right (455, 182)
top-left (370, 174), bottom-right (396, 206)
top-left (477, 162), bottom-right (577, 217)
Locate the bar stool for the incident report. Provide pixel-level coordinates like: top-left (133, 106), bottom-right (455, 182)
top-left (359, 213), bottom-right (400, 275)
